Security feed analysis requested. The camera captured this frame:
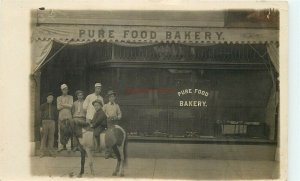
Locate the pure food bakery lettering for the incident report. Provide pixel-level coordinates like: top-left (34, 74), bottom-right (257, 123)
top-left (79, 29), bottom-right (224, 41)
top-left (165, 31), bottom-right (223, 40)
top-left (178, 88), bottom-right (209, 107)
top-left (123, 30), bottom-right (157, 39)
top-left (79, 29), bottom-right (115, 38)
top-left (179, 101), bottom-right (207, 107)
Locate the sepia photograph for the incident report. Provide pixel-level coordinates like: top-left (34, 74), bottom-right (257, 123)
top-left (23, 4), bottom-right (285, 180)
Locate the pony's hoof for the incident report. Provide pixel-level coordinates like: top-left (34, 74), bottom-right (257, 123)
top-left (68, 172), bottom-right (74, 177)
top-left (112, 172), bottom-right (117, 176)
top-left (77, 174), bottom-right (83, 178)
top-left (120, 173), bottom-right (125, 177)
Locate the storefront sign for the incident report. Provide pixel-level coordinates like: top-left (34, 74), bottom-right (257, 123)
top-left (33, 25), bottom-right (279, 43)
top-left (78, 29), bottom-right (224, 41)
top-left (178, 88), bottom-right (209, 107)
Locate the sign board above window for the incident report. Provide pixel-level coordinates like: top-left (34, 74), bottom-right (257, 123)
top-left (32, 24), bottom-right (279, 44)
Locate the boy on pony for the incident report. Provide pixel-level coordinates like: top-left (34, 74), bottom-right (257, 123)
top-left (90, 99), bottom-right (107, 153)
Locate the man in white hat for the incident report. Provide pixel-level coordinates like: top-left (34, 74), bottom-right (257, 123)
top-left (83, 83), bottom-right (104, 124)
top-left (57, 84), bottom-right (73, 151)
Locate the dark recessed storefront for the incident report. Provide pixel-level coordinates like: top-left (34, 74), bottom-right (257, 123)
top-left (37, 41), bottom-right (278, 142)
top-left (31, 10), bottom-right (279, 147)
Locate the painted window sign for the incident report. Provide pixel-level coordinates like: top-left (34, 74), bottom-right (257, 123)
top-left (178, 88), bottom-right (209, 107)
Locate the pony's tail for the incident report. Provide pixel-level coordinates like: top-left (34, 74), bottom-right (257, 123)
top-left (123, 133), bottom-right (128, 167)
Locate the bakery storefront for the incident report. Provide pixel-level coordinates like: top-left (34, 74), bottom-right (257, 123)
top-left (30, 10), bottom-right (279, 149)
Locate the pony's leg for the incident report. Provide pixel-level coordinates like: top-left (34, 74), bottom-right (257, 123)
top-left (85, 148), bottom-right (94, 176)
top-left (78, 147), bottom-right (86, 177)
top-left (112, 145), bottom-right (121, 176)
top-left (117, 145), bottom-right (125, 177)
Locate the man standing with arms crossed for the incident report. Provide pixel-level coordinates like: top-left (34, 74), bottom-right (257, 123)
top-left (57, 84), bottom-right (73, 152)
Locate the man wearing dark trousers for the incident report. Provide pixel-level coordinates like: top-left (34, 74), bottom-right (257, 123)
top-left (39, 92), bottom-right (58, 157)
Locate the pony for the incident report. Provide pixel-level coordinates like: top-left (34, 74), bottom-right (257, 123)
top-left (69, 122), bottom-right (128, 177)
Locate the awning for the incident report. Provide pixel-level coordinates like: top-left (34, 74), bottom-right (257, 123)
top-left (32, 24), bottom-right (279, 44)
top-left (31, 9), bottom-right (279, 73)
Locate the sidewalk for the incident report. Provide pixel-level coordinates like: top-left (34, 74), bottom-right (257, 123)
top-left (30, 156), bottom-right (279, 180)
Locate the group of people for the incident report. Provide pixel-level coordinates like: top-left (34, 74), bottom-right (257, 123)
top-left (39, 82), bottom-right (122, 158)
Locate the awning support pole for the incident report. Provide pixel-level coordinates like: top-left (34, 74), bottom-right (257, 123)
top-left (33, 41), bottom-right (68, 74)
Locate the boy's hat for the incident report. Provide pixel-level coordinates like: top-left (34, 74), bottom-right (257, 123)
top-left (107, 90), bottom-right (116, 96)
top-left (92, 99), bottom-right (103, 107)
top-left (95, 83), bottom-right (102, 87)
top-left (75, 90), bottom-right (84, 96)
top-left (60, 84), bottom-right (68, 90)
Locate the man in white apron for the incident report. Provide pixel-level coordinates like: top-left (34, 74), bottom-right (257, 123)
top-left (83, 83), bottom-right (104, 124)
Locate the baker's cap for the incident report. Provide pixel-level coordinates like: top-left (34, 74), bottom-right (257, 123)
top-left (60, 84), bottom-right (68, 90)
top-left (95, 83), bottom-right (102, 87)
